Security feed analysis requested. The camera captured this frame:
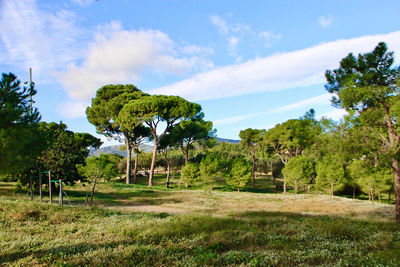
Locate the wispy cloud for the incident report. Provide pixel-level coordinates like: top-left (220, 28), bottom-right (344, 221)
top-left (210, 15), bottom-right (229, 34)
top-left (259, 31), bottom-right (282, 48)
top-left (70, 0), bottom-right (95, 6)
top-left (150, 31), bottom-right (400, 101)
top-left (317, 109), bottom-right (348, 121)
top-left (213, 94), bottom-right (331, 126)
top-left (58, 21), bottom-right (213, 102)
top-left (0, 0), bottom-right (87, 78)
top-left (318, 14), bottom-right (333, 28)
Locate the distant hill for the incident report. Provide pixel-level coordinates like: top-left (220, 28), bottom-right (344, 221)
top-left (91, 137), bottom-right (240, 157)
top-left (90, 144), bottom-right (153, 157)
top-left (216, 137), bottom-right (240, 144)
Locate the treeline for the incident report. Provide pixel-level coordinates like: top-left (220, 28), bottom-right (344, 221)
top-left (1, 42), bottom-right (400, 223)
top-left (0, 73), bottom-right (102, 191)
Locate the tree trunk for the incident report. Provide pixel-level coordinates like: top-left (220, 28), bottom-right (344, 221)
top-left (294, 180), bottom-right (298, 195)
top-left (384, 107), bottom-right (400, 223)
top-left (133, 152), bottom-right (138, 184)
top-left (371, 189), bottom-right (375, 205)
top-left (90, 177), bottom-right (97, 207)
top-left (148, 140), bottom-right (158, 187)
top-left (181, 144), bottom-right (189, 166)
top-left (251, 152), bottom-right (256, 188)
top-left (391, 156), bottom-right (400, 224)
top-left (283, 178), bottom-right (286, 194)
top-left (353, 183), bottom-right (356, 200)
top-left (164, 153), bottom-right (171, 188)
top-left (307, 184), bottom-right (310, 193)
top-left (330, 182), bottom-right (334, 198)
top-left (368, 191), bottom-right (371, 201)
top-left (126, 139), bottom-right (132, 185)
top-left (378, 193), bottom-right (381, 204)
top-left (238, 187), bottom-right (240, 192)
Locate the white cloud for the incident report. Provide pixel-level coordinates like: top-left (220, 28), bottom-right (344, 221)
top-left (71, 0), bottom-right (95, 6)
top-left (150, 31), bottom-right (400, 101)
top-left (259, 31), bottom-right (282, 47)
top-left (58, 100), bottom-right (90, 119)
top-left (58, 21), bottom-right (214, 101)
top-left (210, 15), bottom-right (229, 34)
top-left (317, 109), bottom-right (348, 121)
top-left (318, 14), bottom-right (333, 28)
top-left (0, 0), bottom-right (86, 78)
top-left (214, 94), bottom-right (331, 126)
top-left (228, 36), bottom-right (239, 56)
top-left (182, 45), bottom-right (214, 55)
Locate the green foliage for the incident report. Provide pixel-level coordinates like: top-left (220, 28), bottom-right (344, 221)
top-left (282, 156), bottom-right (315, 193)
top-left (225, 158), bottom-right (252, 191)
top-left (316, 158), bottom-right (345, 195)
top-left (263, 110), bottom-right (321, 165)
top-left (86, 84), bottom-right (146, 139)
top-left (118, 95), bottom-right (202, 131)
top-left (200, 153), bottom-right (221, 190)
top-left (180, 162), bottom-right (200, 187)
top-left (37, 122), bottom-right (102, 184)
top-left (239, 128), bottom-right (264, 150)
top-left (348, 159), bottom-right (392, 197)
top-left (168, 118), bottom-right (215, 163)
top-left (0, 73), bottom-right (43, 175)
top-left (77, 154), bottom-right (122, 182)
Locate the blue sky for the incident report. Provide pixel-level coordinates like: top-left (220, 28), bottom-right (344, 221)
top-left (2, 0), bottom-right (400, 146)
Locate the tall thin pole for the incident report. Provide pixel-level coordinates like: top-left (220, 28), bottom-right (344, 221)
top-left (29, 68), bottom-right (33, 114)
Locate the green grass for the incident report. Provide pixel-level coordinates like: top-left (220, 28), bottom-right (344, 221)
top-left (1, 179), bottom-right (399, 266)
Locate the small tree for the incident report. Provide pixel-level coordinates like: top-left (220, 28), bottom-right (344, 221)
top-left (225, 158), bottom-right (252, 192)
top-left (349, 159), bottom-right (392, 204)
top-left (239, 128), bottom-right (264, 188)
top-left (180, 162), bottom-right (200, 189)
top-left (77, 154), bottom-right (121, 206)
top-left (316, 158), bottom-right (345, 197)
top-left (200, 153), bottom-right (221, 191)
top-left (282, 156), bottom-right (314, 195)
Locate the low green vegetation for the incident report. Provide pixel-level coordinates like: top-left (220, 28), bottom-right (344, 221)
top-left (1, 181), bottom-right (399, 266)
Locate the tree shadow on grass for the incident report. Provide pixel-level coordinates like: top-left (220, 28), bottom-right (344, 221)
top-left (64, 189), bottom-right (182, 207)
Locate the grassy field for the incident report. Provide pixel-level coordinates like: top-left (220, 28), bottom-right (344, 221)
top-left (1, 175), bottom-right (399, 266)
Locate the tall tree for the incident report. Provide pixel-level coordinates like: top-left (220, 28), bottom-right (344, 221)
top-left (0, 73), bottom-right (42, 175)
top-left (263, 110), bottom-right (321, 165)
top-left (239, 128), bottom-right (264, 188)
top-left (169, 117), bottom-right (214, 165)
top-left (118, 95), bottom-right (201, 186)
top-left (325, 42), bottom-right (400, 223)
top-left (86, 84), bottom-right (147, 184)
top-left (263, 110), bottom-right (321, 192)
top-left (121, 125), bottom-right (152, 184)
